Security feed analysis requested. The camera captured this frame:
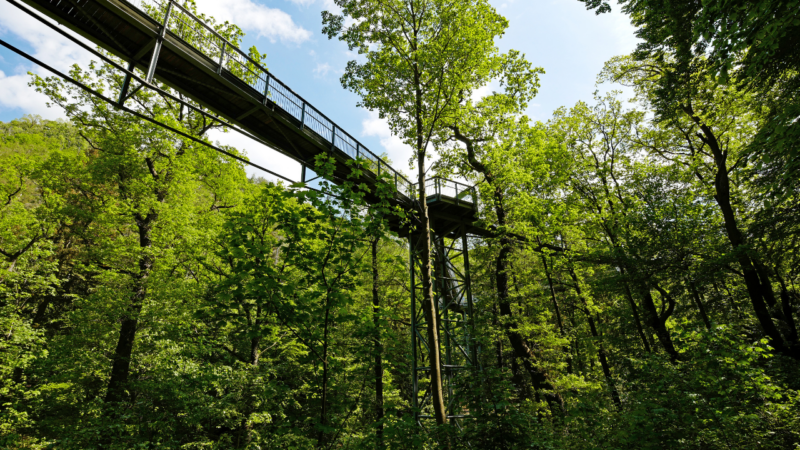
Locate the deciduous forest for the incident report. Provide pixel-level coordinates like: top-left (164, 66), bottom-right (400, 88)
top-left (1, 0), bottom-right (799, 448)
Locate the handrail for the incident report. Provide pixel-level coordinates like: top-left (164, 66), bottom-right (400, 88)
top-left (123, 0), bottom-right (419, 200)
top-left (425, 177), bottom-right (477, 208)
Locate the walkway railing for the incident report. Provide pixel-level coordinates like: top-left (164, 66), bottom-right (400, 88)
top-left (125, 0), bottom-right (415, 200)
top-left (425, 177), bottom-right (477, 208)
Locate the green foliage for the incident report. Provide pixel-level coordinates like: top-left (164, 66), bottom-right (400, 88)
top-left (1, 0), bottom-right (800, 448)
top-left (323, 0), bottom-right (509, 158)
top-left (610, 326), bottom-right (800, 449)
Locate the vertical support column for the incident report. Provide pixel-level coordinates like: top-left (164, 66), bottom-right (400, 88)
top-left (410, 224), bottom-right (479, 424)
top-left (461, 228), bottom-right (478, 367)
top-left (433, 231), bottom-right (453, 417)
top-left (117, 60), bottom-right (136, 107)
top-left (145, 0), bottom-right (174, 84)
top-left (409, 237), bottom-right (419, 423)
top-left (216, 41), bottom-right (227, 75)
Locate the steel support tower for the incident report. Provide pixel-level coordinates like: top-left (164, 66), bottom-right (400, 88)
top-left (409, 178), bottom-right (480, 424)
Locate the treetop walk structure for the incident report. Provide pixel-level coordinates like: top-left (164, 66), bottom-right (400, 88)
top-left (4, 0), bottom-right (485, 424)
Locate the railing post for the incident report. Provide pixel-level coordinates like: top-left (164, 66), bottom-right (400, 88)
top-left (216, 41), bottom-right (226, 75)
top-left (262, 73), bottom-right (272, 107)
top-left (331, 126), bottom-right (337, 150)
top-left (472, 187), bottom-right (477, 209)
top-left (300, 102), bottom-right (306, 129)
top-left (145, 0), bottom-right (173, 83)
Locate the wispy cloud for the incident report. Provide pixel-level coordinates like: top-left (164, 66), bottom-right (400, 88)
top-left (0, 2), bottom-right (93, 118)
top-left (287, 0), bottom-right (341, 13)
top-left (362, 111), bottom-right (411, 171)
top-left (194, 0), bottom-right (311, 44)
top-left (313, 62), bottom-right (333, 78)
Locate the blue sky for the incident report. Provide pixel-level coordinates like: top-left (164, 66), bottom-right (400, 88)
top-left (0, 0), bottom-right (638, 181)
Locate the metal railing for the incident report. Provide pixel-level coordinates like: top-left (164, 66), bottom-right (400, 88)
top-left (425, 177), bottom-right (476, 208)
top-left (125, 0), bottom-right (418, 200)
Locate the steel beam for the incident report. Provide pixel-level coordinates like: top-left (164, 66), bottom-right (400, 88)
top-left (145, 0), bottom-right (172, 84)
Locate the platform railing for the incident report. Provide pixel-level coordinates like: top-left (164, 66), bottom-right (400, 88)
top-left (125, 0), bottom-right (418, 201)
top-left (425, 177), bottom-right (477, 208)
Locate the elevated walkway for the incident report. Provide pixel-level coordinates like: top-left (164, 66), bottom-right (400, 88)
top-left (19, 0), bottom-right (414, 196)
top-left (13, 0), bottom-right (488, 235)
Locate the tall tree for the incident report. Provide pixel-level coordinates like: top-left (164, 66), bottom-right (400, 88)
top-left (323, 0), bottom-right (508, 425)
top-left (32, 56), bottom-right (247, 403)
top-left (433, 58), bottom-right (573, 411)
top-left (600, 58), bottom-right (799, 358)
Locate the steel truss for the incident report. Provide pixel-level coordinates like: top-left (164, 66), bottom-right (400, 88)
top-left (409, 223), bottom-right (479, 424)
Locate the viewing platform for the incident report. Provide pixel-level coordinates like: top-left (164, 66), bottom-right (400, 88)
top-left (424, 178), bottom-right (480, 237)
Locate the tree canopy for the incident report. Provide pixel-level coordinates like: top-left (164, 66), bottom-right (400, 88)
top-left (1, 0), bottom-right (799, 448)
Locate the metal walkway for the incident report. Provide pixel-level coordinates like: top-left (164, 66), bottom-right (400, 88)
top-left (10, 0), bottom-right (481, 228)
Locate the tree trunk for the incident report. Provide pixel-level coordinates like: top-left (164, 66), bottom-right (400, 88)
top-left (541, 256), bottom-right (573, 374)
top-left (713, 279), bottom-right (742, 319)
top-left (639, 289), bottom-right (680, 361)
top-left (687, 279), bottom-right (712, 331)
top-left (619, 268), bottom-right (653, 353)
top-left (776, 274), bottom-right (800, 354)
top-left (497, 243), bottom-right (563, 413)
top-left (568, 268), bottom-right (621, 408)
top-left (318, 303), bottom-right (332, 446)
top-left (371, 238), bottom-right (384, 448)
top-left (752, 258), bottom-right (778, 308)
top-left (452, 127), bottom-right (562, 413)
top-left (415, 146), bottom-right (447, 426)
top-left (105, 213), bottom-right (155, 403)
top-left (781, 289), bottom-right (799, 349)
top-left (683, 104), bottom-right (791, 357)
top-left (493, 303), bottom-right (503, 369)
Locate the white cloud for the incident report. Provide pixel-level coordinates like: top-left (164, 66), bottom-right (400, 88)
top-left (207, 128), bottom-right (302, 183)
top-left (320, 0), bottom-right (341, 13)
top-left (0, 2), bottom-right (94, 118)
top-left (361, 111), bottom-right (412, 171)
top-left (0, 70), bottom-right (63, 119)
top-left (193, 0), bottom-right (311, 44)
top-left (313, 62), bottom-right (332, 78)
top-left (287, 0), bottom-right (340, 13)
